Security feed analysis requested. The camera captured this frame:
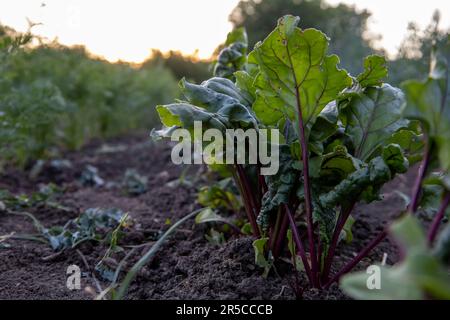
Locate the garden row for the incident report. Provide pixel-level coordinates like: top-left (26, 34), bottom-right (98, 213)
top-left (0, 25), bottom-right (178, 169)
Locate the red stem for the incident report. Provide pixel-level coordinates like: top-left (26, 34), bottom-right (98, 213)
top-left (272, 206), bottom-right (289, 258)
top-left (236, 164), bottom-right (259, 213)
top-left (284, 204), bottom-right (313, 284)
top-left (285, 43), bottom-right (318, 287)
top-left (317, 234), bottom-right (322, 282)
top-left (298, 118), bottom-right (318, 286)
top-left (321, 202), bottom-right (356, 282)
top-left (258, 163), bottom-right (268, 195)
top-left (409, 142), bottom-right (431, 214)
top-left (324, 230), bottom-right (387, 288)
top-left (233, 165), bottom-right (260, 238)
top-left (427, 192), bottom-right (450, 245)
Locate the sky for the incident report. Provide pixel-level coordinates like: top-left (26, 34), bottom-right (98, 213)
top-left (0, 0), bottom-right (448, 62)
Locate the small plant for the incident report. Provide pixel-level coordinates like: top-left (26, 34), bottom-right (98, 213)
top-left (197, 177), bottom-right (241, 213)
top-left (80, 165), bottom-right (105, 187)
top-left (3, 204), bottom-right (128, 251)
top-left (122, 169), bottom-right (148, 196)
top-left (0, 183), bottom-right (68, 212)
top-left (153, 15), bottom-right (416, 291)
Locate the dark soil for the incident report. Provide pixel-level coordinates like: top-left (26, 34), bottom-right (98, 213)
top-left (0, 133), bottom-right (417, 300)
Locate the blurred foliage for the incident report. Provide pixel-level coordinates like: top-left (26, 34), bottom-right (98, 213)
top-left (0, 26), bottom-right (179, 168)
top-left (229, 0), bottom-right (377, 74)
top-left (143, 49), bottom-right (211, 84)
top-left (389, 11), bottom-right (450, 85)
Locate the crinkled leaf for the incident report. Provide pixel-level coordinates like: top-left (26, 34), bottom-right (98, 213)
top-left (186, 77), bottom-right (252, 107)
top-left (382, 144), bottom-right (409, 174)
top-left (214, 28), bottom-right (248, 80)
top-left (318, 156), bottom-right (390, 210)
top-left (155, 78), bottom-right (257, 137)
top-left (387, 129), bottom-right (424, 165)
top-left (257, 145), bottom-right (297, 232)
top-left (311, 145), bottom-right (362, 185)
top-left (249, 15), bottom-right (351, 134)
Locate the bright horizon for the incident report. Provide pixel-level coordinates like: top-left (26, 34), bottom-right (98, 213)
top-left (0, 0), bottom-right (448, 62)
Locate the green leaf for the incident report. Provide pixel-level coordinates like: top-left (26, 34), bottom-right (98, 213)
top-left (252, 237), bottom-right (273, 277)
top-left (234, 71), bottom-right (256, 103)
top-left (214, 28), bottom-right (248, 80)
top-left (312, 145), bottom-right (363, 185)
top-left (287, 229), bottom-right (304, 272)
top-left (401, 46), bottom-right (450, 171)
top-left (195, 208), bottom-right (228, 225)
top-left (240, 222), bottom-right (253, 235)
top-left (205, 228), bottom-right (225, 246)
top-left (122, 169), bottom-right (148, 196)
top-left (340, 215), bottom-right (355, 243)
top-left (318, 156), bottom-right (391, 210)
top-left (387, 129), bottom-right (424, 165)
top-left (79, 165), bottom-right (105, 187)
top-left (341, 215), bottom-right (450, 300)
top-left (257, 145), bottom-right (298, 232)
top-left (225, 27), bottom-right (248, 46)
top-left (389, 214), bottom-right (426, 251)
top-left (381, 144), bottom-right (409, 174)
top-left (155, 78), bottom-right (257, 136)
top-left (434, 223), bottom-right (450, 265)
top-left (339, 84), bottom-right (408, 161)
top-left (197, 184), bottom-right (241, 212)
top-left (418, 173), bottom-right (450, 218)
top-left (188, 77), bottom-right (252, 107)
top-left (249, 15), bottom-right (352, 133)
top-left (357, 55), bottom-right (388, 88)
top-left (309, 102), bottom-right (340, 155)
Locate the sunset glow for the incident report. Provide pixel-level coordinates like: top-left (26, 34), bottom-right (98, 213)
top-left (0, 0), bottom-right (448, 62)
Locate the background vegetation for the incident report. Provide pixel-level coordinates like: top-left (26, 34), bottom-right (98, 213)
top-left (0, 0), bottom-right (448, 169)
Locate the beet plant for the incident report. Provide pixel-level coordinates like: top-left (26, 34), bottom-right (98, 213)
top-left (342, 39), bottom-right (450, 299)
top-left (152, 15), bottom-right (420, 291)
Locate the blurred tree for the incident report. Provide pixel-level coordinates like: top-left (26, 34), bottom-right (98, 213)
top-left (143, 50), bottom-right (211, 83)
top-left (229, 0), bottom-right (379, 74)
top-left (388, 10), bottom-right (449, 85)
